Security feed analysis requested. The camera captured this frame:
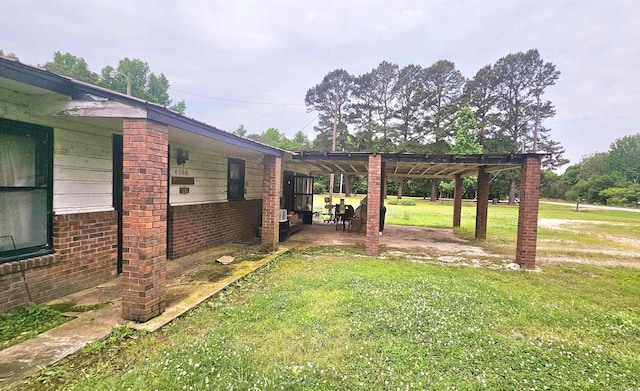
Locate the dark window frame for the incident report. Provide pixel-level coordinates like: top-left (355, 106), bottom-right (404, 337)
top-left (227, 158), bottom-right (245, 201)
top-left (0, 118), bottom-right (54, 263)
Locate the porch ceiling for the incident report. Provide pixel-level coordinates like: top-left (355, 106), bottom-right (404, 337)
top-left (292, 152), bottom-right (537, 179)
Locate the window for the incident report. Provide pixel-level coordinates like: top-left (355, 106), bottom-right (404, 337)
top-left (0, 118), bottom-right (53, 263)
top-left (227, 158), bottom-right (245, 200)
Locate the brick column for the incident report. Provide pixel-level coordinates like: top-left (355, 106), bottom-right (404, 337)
top-left (262, 155), bottom-right (281, 251)
top-left (475, 166), bottom-right (489, 240)
top-left (453, 174), bottom-right (463, 227)
top-left (516, 156), bottom-right (542, 269)
top-left (366, 154), bottom-right (382, 256)
top-left (121, 119), bottom-right (168, 322)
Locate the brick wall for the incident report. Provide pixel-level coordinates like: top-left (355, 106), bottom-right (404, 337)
top-left (261, 155), bottom-right (281, 251)
top-left (121, 119), bottom-right (168, 322)
top-left (0, 211), bottom-right (117, 313)
top-left (168, 200), bottom-right (262, 259)
top-left (516, 156), bottom-right (542, 269)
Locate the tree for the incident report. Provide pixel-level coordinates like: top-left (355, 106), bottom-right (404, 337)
top-left (0, 49), bottom-right (19, 60)
top-left (463, 64), bottom-right (499, 148)
top-left (44, 51), bottom-right (97, 83)
top-left (305, 69), bottom-right (354, 203)
top-left (234, 125), bottom-right (248, 136)
top-left (609, 133), bottom-right (640, 183)
top-left (99, 57), bottom-right (186, 114)
top-left (370, 61), bottom-right (400, 151)
top-left (579, 152), bottom-right (612, 179)
top-left (349, 72), bottom-right (379, 151)
top-left (305, 69), bottom-right (354, 152)
top-left (449, 107), bottom-right (482, 154)
top-left (492, 49), bottom-right (561, 202)
top-left (422, 60), bottom-right (466, 152)
top-left (567, 172), bottom-right (628, 205)
top-left (393, 64), bottom-right (424, 151)
top-left (599, 184), bottom-right (640, 206)
top-left (246, 128), bottom-right (311, 152)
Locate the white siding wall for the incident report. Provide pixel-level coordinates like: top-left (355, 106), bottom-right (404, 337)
top-left (53, 127), bottom-right (113, 214)
top-left (169, 144), bottom-right (264, 205)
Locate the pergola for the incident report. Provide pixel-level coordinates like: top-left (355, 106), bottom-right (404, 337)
top-left (291, 152), bottom-right (543, 269)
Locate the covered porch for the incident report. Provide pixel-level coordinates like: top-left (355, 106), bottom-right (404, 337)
top-left (288, 152), bottom-right (543, 269)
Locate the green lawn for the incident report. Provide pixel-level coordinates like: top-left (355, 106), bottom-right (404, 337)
top-left (18, 197), bottom-right (640, 390)
top-left (21, 248), bottom-right (640, 390)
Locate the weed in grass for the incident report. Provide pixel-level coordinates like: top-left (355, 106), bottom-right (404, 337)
top-left (0, 303), bottom-right (70, 350)
top-left (48, 302), bottom-right (109, 313)
top-left (387, 199), bottom-right (417, 206)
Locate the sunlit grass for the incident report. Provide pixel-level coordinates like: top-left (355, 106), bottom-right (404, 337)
top-left (22, 249), bottom-right (640, 390)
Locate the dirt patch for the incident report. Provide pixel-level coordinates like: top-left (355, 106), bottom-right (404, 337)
top-left (289, 224), bottom-right (493, 258)
top-left (381, 226), bottom-right (490, 257)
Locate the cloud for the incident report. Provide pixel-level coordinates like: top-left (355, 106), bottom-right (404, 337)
top-left (2, 0), bottom-right (639, 167)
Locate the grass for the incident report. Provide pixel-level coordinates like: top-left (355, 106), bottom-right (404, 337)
top-left (19, 248), bottom-right (640, 390)
top-left (13, 195), bottom-right (640, 389)
top-left (0, 303), bottom-right (70, 350)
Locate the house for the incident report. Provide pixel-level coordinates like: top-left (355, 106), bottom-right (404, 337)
top-left (0, 57), bottom-right (317, 320)
top-left (0, 57), bottom-right (543, 321)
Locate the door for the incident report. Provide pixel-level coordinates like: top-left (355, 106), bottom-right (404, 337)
top-left (112, 134), bottom-right (123, 274)
top-left (283, 171), bottom-right (295, 212)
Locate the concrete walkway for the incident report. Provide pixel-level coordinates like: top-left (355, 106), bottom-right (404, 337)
top-left (0, 243), bottom-right (289, 390)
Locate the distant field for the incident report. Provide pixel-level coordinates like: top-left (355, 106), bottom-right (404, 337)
top-left (314, 194), bottom-right (640, 267)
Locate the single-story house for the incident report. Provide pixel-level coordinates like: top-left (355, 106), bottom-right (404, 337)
top-left (0, 57), bottom-right (542, 321)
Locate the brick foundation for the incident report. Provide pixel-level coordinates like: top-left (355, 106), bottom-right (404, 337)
top-left (516, 156), bottom-right (542, 269)
top-left (168, 200), bottom-right (262, 259)
top-left (261, 156), bottom-right (281, 251)
top-left (0, 211), bottom-right (117, 313)
top-left (121, 119), bottom-right (168, 322)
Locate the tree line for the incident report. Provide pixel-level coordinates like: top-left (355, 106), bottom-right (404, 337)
top-left (544, 133), bottom-right (640, 207)
top-left (302, 49), bottom-right (566, 201)
top-left (1, 50), bottom-right (185, 114)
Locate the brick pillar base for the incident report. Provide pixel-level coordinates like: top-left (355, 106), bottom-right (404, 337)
top-left (475, 166), bottom-right (489, 239)
top-left (516, 156), bottom-right (542, 269)
top-left (121, 119), bottom-right (168, 322)
top-left (262, 155), bottom-right (281, 251)
top-left (453, 174), bottom-right (463, 227)
top-left (366, 154), bottom-right (382, 256)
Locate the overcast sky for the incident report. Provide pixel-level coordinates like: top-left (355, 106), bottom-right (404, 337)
top-left (2, 0), bottom-right (639, 169)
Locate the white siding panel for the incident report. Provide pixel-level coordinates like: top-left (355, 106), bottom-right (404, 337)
top-left (53, 127), bottom-right (113, 214)
top-left (169, 146), bottom-right (266, 204)
top-left (169, 146), bottom-right (227, 205)
top-left (245, 158), bottom-right (264, 200)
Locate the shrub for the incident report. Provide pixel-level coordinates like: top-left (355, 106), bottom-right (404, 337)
top-left (387, 199), bottom-right (416, 206)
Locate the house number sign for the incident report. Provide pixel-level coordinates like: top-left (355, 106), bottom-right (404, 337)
top-left (174, 168), bottom-right (189, 176)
